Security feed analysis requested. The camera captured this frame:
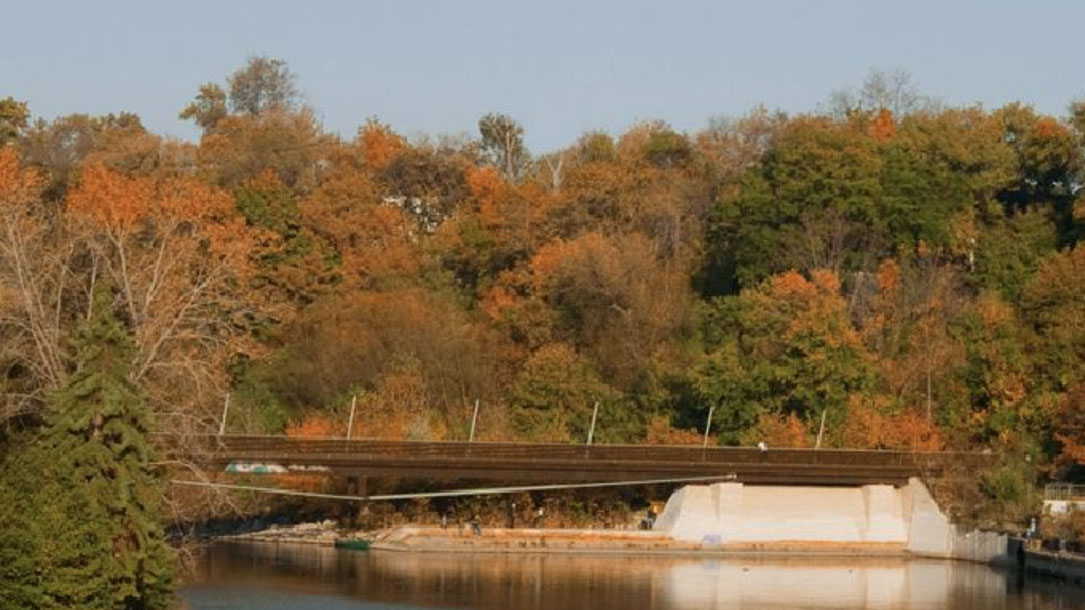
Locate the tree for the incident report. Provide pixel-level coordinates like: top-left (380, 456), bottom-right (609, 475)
top-left (0, 284), bottom-right (173, 609)
top-left (479, 112), bottom-right (530, 180)
top-left (826, 67), bottom-right (927, 118)
top-left (695, 270), bottom-right (878, 444)
top-left (0, 96), bottom-right (29, 145)
top-left (1055, 384), bottom-right (1085, 465)
top-left (19, 112), bottom-right (163, 201)
top-left (179, 83), bottom-right (228, 133)
top-left (708, 116), bottom-right (884, 289)
top-left (508, 343), bottom-right (620, 442)
top-left (227, 56), bottom-right (300, 116)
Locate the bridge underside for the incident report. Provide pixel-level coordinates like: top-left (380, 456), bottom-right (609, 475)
top-left (165, 436), bottom-right (988, 488)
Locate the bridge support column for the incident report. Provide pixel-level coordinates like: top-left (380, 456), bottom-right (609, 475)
top-left (863, 484), bottom-right (906, 542)
top-left (346, 476), bottom-right (368, 498)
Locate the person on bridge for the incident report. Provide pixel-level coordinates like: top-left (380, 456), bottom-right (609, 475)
top-left (757, 441), bottom-right (768, 452)
top-left (470, 514), bottom-right (482, 536)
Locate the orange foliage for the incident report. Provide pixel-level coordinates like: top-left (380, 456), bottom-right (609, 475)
top-left (645, 416), bottom-right (705, 446)
top-left (359, 119), bottom-right (407, 171)
top-left (347, 359), bottom-right (446, 441)
top-left (467, 165), bottom-right (502, 209)
top-left (67, 161), bottom-right (153, 234)
top-left (841, 396), bottom-right (944, 451)
top-left (757, 269), bottom-right (862, 349)
top-left (285, 414), bottom-right (340, 438)
top-left (870, 108), bottom-right (896, 141)
top-left (0, 147), bottom-right (41, 204)
top-left (748, 413), bottom-right (810, 448)
top-left (1056, 385), bottom-right (1085, 465)
top-left (1031, 116), bottom-right (1065, 139)
top-left (301, 165), bottom-right (420, 288)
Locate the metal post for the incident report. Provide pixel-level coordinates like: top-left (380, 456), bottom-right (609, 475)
top-left (587, 401), bottom-right (600, 446)
top-left (218, 394), bottom-right (230, 436)
top-left (346, 395), bottom-right (357, 440)
top-left (815, 408), bottom-right (828, 449)
top-left (703, 406), bottom-right (715, 448)
top-left (468, 398), bottom-right (480, 443)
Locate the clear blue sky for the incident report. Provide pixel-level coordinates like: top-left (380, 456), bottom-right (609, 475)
top-left (3, 0), bottom-right (1083, 153)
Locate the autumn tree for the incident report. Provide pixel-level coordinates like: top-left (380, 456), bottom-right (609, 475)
top-left (0, 147), bottom-right (65, 422)
top-left (0, 156), bottom-right (258, 429)
top-left (227, 56), bottom-right (300, 116)
top-left (1055, 384), bottom-right (1085, 466)
top-left (269, 289), bottom-right (499, 422)
top-left (0, 96), bottom-right (29, 145)
top-left (300, 160), bottom-right (422, 291)
top-left (179, 83), bottom-right (228, 133)
top-left (19, 112), bottom-right (174, 201)
top-left (862, 258), bottom-right (965, 426)
top-left (695, 270), bottom-right (877, 444)
top-left (181, 58), bottom-right (331, 190)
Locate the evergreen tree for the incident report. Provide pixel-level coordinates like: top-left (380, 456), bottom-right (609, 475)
top-left (0, 285), bottom-right (173, 609)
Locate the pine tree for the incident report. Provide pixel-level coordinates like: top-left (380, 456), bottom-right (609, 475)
top-left (0, 284), bottom-right (174, 609)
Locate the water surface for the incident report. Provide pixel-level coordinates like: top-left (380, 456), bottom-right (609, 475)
top-left (181, 541), bottom-right (1085, 610)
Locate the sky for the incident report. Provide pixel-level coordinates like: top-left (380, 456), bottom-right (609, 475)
top-left (3, 0), bottom-right (1084, 153)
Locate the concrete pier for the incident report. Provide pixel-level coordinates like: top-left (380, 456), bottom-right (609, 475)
top-left (654, 477), bottom-right (1010, 562)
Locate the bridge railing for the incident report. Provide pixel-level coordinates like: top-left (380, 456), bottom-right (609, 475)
top-left (157, 434), bottom-right (986, 471)
top-left (1045, 483), bottom-right (1085, 502)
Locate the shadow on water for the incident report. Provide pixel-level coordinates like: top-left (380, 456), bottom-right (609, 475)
top-left (182, 541), bottom-right (1085, 610)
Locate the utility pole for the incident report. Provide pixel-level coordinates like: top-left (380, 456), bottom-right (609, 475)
top-left (587, 401), bottom-right (600, 446)
top-left (703, 406), bottom-right (716, 448)
top-left (469, 398), bottom-right (480, 443)
top-left (346, 395), bottom-right (357, 440)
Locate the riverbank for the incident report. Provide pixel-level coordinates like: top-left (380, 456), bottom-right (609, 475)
top-left (218, 519), bottom-right (340, 546)
top-left (218, 521), bottom-right (975, 558)
top-left (1024, 546), bottom-right (1085, 584)
top-left (367, 525), bottom-right (916, 556)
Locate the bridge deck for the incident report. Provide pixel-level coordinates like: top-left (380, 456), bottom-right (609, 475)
top-left (160, 435), bottom-right (990, 487)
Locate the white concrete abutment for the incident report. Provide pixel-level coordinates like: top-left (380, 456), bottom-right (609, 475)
top-left (654, 477), bottom-right (1009, 562)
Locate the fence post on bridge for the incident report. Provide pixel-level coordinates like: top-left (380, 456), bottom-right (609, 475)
top-left (469, 398), bottom-right (480, 443)
top-left (346, 395), bottom-right (357, 440)
top-left (587, 401), bottom-right (600, 446)
top-left (218, 394), bottom-right (230, 436)
top-left (703, 406), bottom-right (715, 448)
top-left (815, 408), bottom-right (827, 449)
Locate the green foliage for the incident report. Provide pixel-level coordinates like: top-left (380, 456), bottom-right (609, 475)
top-left (508, 343), bottom-right (624, 442)
top-left (230, 364), bottom-right (292, 434)
top-left (977, 459), bottom-right (1041, 525)
top-left (694, 271), bottom-right (877, 444)
top-left (576, 131), bottom-right (618, 164)
top-left (235, 176), bottom-right (311, 267)
top-left (642, 128), bottom-right (692, 168)
top-left (973, 210), bottom-right (1058, 303)
top-left (0, 285), bottom-right (173, 609)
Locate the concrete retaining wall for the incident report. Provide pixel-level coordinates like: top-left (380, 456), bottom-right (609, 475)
top-left (654, 477), bottom-right (1010, 562)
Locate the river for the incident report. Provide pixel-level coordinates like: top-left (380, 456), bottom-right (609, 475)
top-left (181, 541), bottom-right (1085, 610)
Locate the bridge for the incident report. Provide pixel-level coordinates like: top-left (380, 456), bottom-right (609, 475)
top-left (164, 435), bottom-right (989, 488)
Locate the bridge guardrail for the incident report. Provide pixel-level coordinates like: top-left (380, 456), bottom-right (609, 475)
top-left (1045, 483), bottom-right (1085, 502)
top-left (154, 434), bottom-right (990, 471)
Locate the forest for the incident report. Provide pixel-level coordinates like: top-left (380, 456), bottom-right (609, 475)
top-left (1, 57), bottom-right (1084, 606)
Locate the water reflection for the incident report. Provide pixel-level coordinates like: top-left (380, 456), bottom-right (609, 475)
top-left (182, 541), bottom-right (1085, 610)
